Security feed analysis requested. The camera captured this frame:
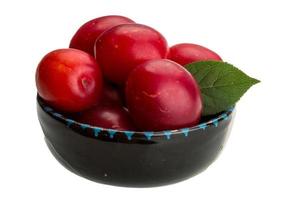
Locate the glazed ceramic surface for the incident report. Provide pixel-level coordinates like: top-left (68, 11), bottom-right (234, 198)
top-left (37, 96), bottom-right (235, 187)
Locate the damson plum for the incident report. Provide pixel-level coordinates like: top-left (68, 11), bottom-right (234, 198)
top-left (95, 24), bottom-right (168, 85)
top-left (126, 59), bottom-right (202, 131)
top-left (76, 104), bottom-right (135, 131)
top-left (36, 49), bottom-right (103, 112)
top-left (70, 15), bottom-right (134, 55)
top-left (167, 43), bottom-right (222, 66)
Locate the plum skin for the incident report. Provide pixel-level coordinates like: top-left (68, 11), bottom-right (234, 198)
top-left (101, 82), bottom-right (124, 106)
top-left (167, 43), bottom-right (222, 66)
top-left (69, 15), bottom-right (134, 55)
top-left (36, 49), bottom-right (103, 112)
top-left (125, 59), bottom-right (202, 131)
top-left (76, 104), bottom-right (135, 131)
top-left (95, 23), bottom-right (168, 85)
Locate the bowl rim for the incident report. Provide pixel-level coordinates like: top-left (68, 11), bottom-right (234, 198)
top-left (37, 95), bottom-right (234, 139)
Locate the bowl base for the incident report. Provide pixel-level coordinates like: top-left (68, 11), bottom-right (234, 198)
top-left (45, 136), bottom-right (214, 187)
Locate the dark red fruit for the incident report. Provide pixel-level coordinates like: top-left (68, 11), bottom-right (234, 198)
top-left (167, 43), bottom-right (222, 66)
top-left (101, 82), bottom-right (123, 106)
top-left (76, 104), bottom-right (135, 131)
top-left (95, 24), bottom-right (168, 85)
top-left (70, 15), bottom-right (134, 55)
top-left (36, 49), bottom-right (102, 112)
top-left (126, 59), bottom-right (202, 131)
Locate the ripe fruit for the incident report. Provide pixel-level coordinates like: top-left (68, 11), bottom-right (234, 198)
top-left (102, 82), bottom-right (123, 106)
top-left (95, 24), bottom-right (168, 85)
top-left (36, 49), bottom-right (103, 112)
top-left (167, 43), bottom-right (222, 66)
top-left (76, 104), bottom-right (135, 131)
top-left (126, 59), bottom-right (202, 131)
top-left (70, 15), bottom-right (134, 55)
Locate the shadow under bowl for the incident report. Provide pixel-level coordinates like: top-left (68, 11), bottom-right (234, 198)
top-left (37, 96), bottom-right (235, 187)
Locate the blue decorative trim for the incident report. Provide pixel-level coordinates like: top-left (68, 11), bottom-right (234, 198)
top-left (211, 119), bottom-right (219, 127)
top-left (80, 124), bottom-right (90, 130)
top-left (124, 131), bottom-right (134, 140)
top-left (108, 129), bottom-right (117, 139)
top-left (198, 123), bottom-right (208, 130)
top-left (221, 113), bottom-right (229, 121)
top-left (164, 131), bottom-right (172, 140)
top-left (144, 132), bottom-right (154, 140)
top-left (44, 107), bottom-right (53, 112)
top-left (181, 128), bottom-right (189, 137)
top-left (53, 113), bottom-right (62, 118)
top-left (41, 102), bottom-right (234, 141)
top-left (93, 128), bottom-right (102, 137)
top-left (66, 119), bottom-right (75, 127)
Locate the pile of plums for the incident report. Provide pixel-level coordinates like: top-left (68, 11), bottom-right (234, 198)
top-left (35, 15), bottom-right (221, 131)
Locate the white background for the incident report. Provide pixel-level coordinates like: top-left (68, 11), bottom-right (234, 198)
top-left (0, 0), bottom-right (299, 199)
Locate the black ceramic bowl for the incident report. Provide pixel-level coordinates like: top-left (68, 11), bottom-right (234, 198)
top-left (37, 96), bottom-right (235, 187)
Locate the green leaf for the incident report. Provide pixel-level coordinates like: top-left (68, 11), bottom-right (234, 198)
top-left (185, 61), bottom-right (260, 116)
